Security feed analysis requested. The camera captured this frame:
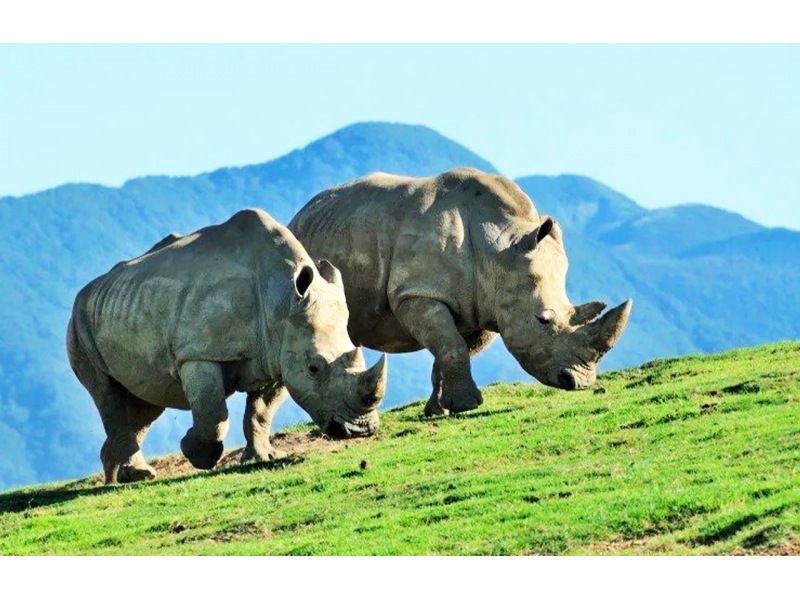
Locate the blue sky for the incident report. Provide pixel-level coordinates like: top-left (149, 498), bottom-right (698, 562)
top-left (1, 44), bottom-right (798, 229)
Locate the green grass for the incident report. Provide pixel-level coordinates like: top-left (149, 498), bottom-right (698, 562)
top-left (2, 341), bottom-right (800, 555)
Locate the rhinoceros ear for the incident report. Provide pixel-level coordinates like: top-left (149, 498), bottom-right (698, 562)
top-left (316, 259), bottom-right (344, 288)
top-left (514, 216), bottom-right (555, 254)
top-left (293, 264), bottom-right (314, 299)
top-left (549, 220), bottom-right (564, 245)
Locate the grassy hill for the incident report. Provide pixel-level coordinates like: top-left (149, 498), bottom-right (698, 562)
top-left (1, 341), bottom-right (799, 555)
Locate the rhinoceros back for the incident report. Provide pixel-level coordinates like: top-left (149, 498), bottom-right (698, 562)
top-left (289, 169), bottom-right (540, 349)
top-left (69, 208), bottom-right (307, 407)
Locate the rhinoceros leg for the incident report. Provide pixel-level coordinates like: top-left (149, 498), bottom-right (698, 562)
top-left (424, 330), bottom-right (497, 416)
top-left (241, 383), bottom-right (288, 463)
top-left (69, 341), bottom-right (156, 484)
top-left (179, 361), bottom-right (229, 470)
top-left (425, 362), bottom-right (446, 417)
top-left (114, 396), bottom-right (164, 483)
top-left (395, 298), bottom-right (483, 414)
top-left (86, 381), bottom-right (157, 484)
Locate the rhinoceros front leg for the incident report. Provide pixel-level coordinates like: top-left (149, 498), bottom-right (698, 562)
top-left (179, 361), bottom-right (229, 470)
top-left (425, 361), bottom-right (447, 417)
top-left (241, 383), bottom-right (288, 463)
top-left (425, 330), bottom-right (497, 416)
top-left (395, 298), bottom-right (483, 414)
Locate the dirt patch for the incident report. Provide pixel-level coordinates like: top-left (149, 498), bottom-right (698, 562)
top-left (205, 521), bottom-right (273, 543)
top-left (732, 539), bottom-right (800, 556)
top-left (586, 535), bottom-right (667, 554)
top-left (588, 534), bottom-right (800, 556)
top-left (80, 430), bottom-right (373, 485)
top-left (154, 430), bottom-right (372, 479)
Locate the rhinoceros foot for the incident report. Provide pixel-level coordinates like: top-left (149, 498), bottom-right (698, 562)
top-left (423, 395), bottom-right (449, 417)
top-left (117, 462), bottom-right (157, 483)
top-left (440, 381), bottom-right (483, 414)
top-left (181, 432), bottom-right (224, 470)
top-left (240, 443), bottom-right (287, 464)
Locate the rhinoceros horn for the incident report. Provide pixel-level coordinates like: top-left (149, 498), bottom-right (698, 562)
top-left (583, 299), bottom-right (633, 354)
top-left (570, 301), bottom-right (607, 326)
top-left (359, 353), bottom-right (388, 408)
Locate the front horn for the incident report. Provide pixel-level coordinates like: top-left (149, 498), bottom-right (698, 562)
top-left (359, 353), bottom-right (388, 408)
top-left (584, 299), bottom-right (633, 354)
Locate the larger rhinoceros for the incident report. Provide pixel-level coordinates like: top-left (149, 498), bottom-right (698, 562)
top-left (68, 208), bottom-right (387, 484)
top-left (289, 168), bottom-right (631, 416)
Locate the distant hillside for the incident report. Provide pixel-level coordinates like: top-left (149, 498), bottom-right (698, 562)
top-left (1, 122), bottom-right (799, 489)
top-left (515, 175), bottom-right (647, 238)
top-left (2, 342), bottom-right (798, 555)
top-left (599, 204), bottom-right (764, 256)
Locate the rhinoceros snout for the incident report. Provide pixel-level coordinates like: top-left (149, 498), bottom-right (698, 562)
top-left (325, 415), bottom-right (379, 439)
top-left (556, 368), bottom-right (595, 391)
top-left (326, 419), bottom-right (349, 439)
top-left (558, 369), bottom-right (577, 390)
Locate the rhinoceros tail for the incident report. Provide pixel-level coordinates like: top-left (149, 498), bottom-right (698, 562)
top-left (66, 315), bottom-right (81, 378)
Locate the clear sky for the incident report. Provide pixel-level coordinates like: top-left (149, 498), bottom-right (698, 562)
top-left (1, 44), bottom-right (798, 229)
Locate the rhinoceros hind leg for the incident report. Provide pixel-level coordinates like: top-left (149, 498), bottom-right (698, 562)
top-left (395, 298), bottom-right (483, 414)
top-left (69, 326), bottom-right (156, 484)
top-left (241, 383), bottom-right (288, 463)
top-left (117, 396), bottom-right (164, 482)
top-left (179, 361), bottom-right (229, 470)
top-left (76, 366), bottom-right (152, 484)
top-left (117, 461), bottom-right (157, 483)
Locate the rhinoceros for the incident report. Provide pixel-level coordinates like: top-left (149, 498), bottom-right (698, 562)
top-left (67, 208), bottom-right (387, 484)
top-left (289, 168), bottom-right (631, 416)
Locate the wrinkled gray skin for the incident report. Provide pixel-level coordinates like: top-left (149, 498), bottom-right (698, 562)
top-left (289, 168), bottom-right (631, 416)
top-left (68, 208), bottom-right (387, 484)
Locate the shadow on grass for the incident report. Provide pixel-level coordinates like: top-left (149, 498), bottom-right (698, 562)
top-left (0, 455), bottom-right (305, 515)
top-left (452, 407), bottom-right (518, 420)
top-left (396, 406), bottom-right (519, 423)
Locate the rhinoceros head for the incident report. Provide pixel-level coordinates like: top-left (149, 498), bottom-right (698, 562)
top-left (279, 259), bottom-right (387, 437)
top-left (495, 216), bottom-right (632, 390)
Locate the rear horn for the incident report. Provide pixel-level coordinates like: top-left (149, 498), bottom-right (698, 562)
top-left (570, 301), bottom-right (607, 326)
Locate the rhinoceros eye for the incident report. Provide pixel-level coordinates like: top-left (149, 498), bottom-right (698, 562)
top-left (536, 310), bottom-right (556, 325)
top-left (308, 357), bottom-right (326, 375)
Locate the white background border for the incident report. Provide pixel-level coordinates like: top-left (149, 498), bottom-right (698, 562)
top-left (1, 555), bottom-right (797, 595)
top-left (0, 0), bottom-right (798, 594)
top-left (1, 0), bottom-right (800, 42)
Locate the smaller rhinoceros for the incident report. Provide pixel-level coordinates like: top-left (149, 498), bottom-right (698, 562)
top-left (289, 168), bottom-right (631, 417)
top-left (67, 208), bottom-right (387, 484)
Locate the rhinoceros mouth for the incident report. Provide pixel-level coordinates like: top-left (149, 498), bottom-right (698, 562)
top-left (558, 369), bottom-right (578, 390)
top-left (325, 414), bottom-right (379, 439)
top-left (556, 366), bottom-right (595, 391)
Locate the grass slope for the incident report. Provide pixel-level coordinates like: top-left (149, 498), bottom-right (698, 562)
top-left (1, 341), bottom-right (799, 555)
